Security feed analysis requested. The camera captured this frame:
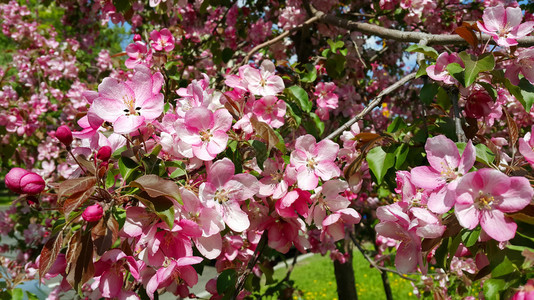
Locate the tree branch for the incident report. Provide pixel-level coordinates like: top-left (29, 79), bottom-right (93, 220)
top-left (311, 6), bottom-right (534, 47)
top-left (325, 72), bottom-right (416, 140)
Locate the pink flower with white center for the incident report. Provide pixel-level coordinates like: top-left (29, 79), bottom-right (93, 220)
top-left (252, 95), bottom-right (286, 128)
top-left (454, 168), bottom-right (533, 242)
top-left (91, 66), bottom-right (164, 134)
top-left (505, 47), bottom-right (534, 85)
top-left (340, 123), bottom-right (360, 149)
top-left (199, 158), bottom-right (259, 232)
top-left (179, 188), bottom-right (223, 259)
top-left (125, 41), bottom-right (153, 69)
top-left (178, 107), bottom-right (232, 161)
top-left (519, 125), bottom-right (534, 167)
top-left (150, 28), bottom-right (175, 52)
top-left (146, 256), bottom-right (203, 300)
top-left (411, 135), bottom-right (475, 213)
top-left (477, 4), bottom-right (534, 47)
top-left (307, 179), bottom-right (350, 228)
top-left (290, 134), bottom-right (341, 190)
top-left (242, 60), bottom-right (285, 96)
top-left (258, 156), bottom-right (295, 199)
top-left (426, 52), bottom-right (464, 85)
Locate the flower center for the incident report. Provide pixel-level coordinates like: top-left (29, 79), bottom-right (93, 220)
top-left (200, 129), bottom-right (212, 142)
top-left (260, 78), bottom-right (267, 87)
top-left (475, 192), bottom-right (495, 210)
top-left (215, 189), bottom-right (229, 204)
top-left (122, 95), bottom-right (140, 116)
top-left (306, 157), bottom-right (317, 170)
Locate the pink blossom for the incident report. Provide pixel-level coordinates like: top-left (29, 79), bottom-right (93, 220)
top-left (426, 52), bottom-right (464, 85)
top-left (125, 41), bottom-right (152, 69)
top-left (314, 82), bottom-right (339, 120)
top-left (321, 208), bottom-right (361, 241)
top-left (307, 179), bottom-right (350, 228)
top-left (199, 158), bottom-right (259, 232)
top-left (411, 135), bottom-right (475, 213)
top-left (505, 47), bottom-right (534, 85)
top-left (242, 60), bottom-right (285, 96)
top-left (146, 256), bottom-right (203, 300)
top-left (252, 95), bottom-right (286, 128)
top-left (290, 134), bottom-right (341, 190)
top-left (519, 125), bottom-right (534, 167)
top-left (150, 28), bottom-right (175, 52)
top-left (455, 168), bottom-right (533, 242)
top-left (91, 66), bottom-right (164, 134)
top-left (178, 107), bottom-right (232, 161)
top-left (275, 188), bottom-right (312, 218)
top-left (477, 4), bottom-right (534, 47)
top-left (94, 249), bottom-right (140, 299)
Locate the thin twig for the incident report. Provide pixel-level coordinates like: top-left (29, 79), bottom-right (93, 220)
top-left (233, 230), bottom-right (268, 298)
top-left (449, 88), bottom-right (467, 142)
top-left (324, 72), bottom-right (416, 140)
top-left (350, 233), bottom-right (382, 274)
top-left (230, 15), bottom-right (321, 73)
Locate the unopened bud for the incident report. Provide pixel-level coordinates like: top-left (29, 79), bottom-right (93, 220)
top-left (96, 146), bottom-right (112, 162)
top-left (55, 125), bottom-right (73, 146)
top-left (5, 168), bottom-right (45, 195)
top-left (82, 204), bottom-right (104, 222)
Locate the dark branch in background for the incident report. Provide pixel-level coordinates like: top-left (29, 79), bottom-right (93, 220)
top-left (233, 230), bottom-right (268, 298)
top-left (325, 72), bottom-right (416, 140)
top-left (230, 15), bottom-right (321, 73)
top-left (311, 6), bottom-right (534, 46)
top-left (449, 88), bottom-right (467, 143)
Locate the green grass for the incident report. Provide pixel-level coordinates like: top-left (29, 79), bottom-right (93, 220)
top-left (272, 251), bottom-right (416, 300)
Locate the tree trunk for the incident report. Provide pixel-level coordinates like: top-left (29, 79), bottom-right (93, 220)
top-left (333, 249), bottom-right (358, 300)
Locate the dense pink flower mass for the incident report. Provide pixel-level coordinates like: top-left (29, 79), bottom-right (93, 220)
top-left (455, 169), bottom-right (533, 242)
top-left (477, 4), bottom-right (534, 47)
top-left (91, 66), bottom-right (164, 134)
top-left (290, 135), bottom-right (341, 190)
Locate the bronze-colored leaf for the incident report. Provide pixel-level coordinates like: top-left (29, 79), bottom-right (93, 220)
top-left (250, 116), bottom-right (279, 152)
top-left (504, 108), bottom-right (519, 150)
top-left (508, 205), bottom-right (534, 225)
top-left (63, 186), bottom-right (96, 219)
top-left (66, 231), bottom-right (94, 292)
top-left (76, 156), bottom-right (96, 175)
top-left (455, 25), bottom-right (478, 48)
top-left (223, 93), bottom-right (243, 120)
top-left (58, 177), bottom-right (97, 200)
top-left (39, 233), bottom-right (64, 280)
top-left (91, 215), bottom-right (119, 256)
top-left (131, 175), bottom-right (181, 203)
top-left (354, 132), bottom-right (381, 144)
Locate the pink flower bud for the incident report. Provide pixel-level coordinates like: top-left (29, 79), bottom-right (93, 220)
top-left (55, 125), bottom-right (73, 146)
top-left (133, 34), bottom-right (142, 42)
top-left (96, 146), bottom-right (112, 162)
top-left (5, 168), bottom-right (45, 195)
top-left (82, 204), bottom-right (104, 222)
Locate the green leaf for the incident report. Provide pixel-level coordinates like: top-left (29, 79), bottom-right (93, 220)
top-left (366, 146), bottom-right (395, 184)
top-left (118, 157), bottom-right (139, 184)
top-left (446, 63), bottom-right (465, 86)
top-left (420, 83), bottom-right (439, 105)
top-left (416, 61), bottom-right (428, 78)
top-left (286, 85), bottom-right (311, 113)
top-left (475, 143), bottom-right (495, 166)
top-left (273, 130), bottom-right (286, 153)
top-left (479, 82), bottom-right (498, 100)
top-left (136, 192), bottom-right (175, 229)
top-left (327, 39), bottom-right (345, 53)
top-left (251, 140), bottom-right (268, 170)
top-left (459, 51), bottom-right (495, 87)
top-left (387, 117), bottom-right (407, 134)
top-left (484, 278), bottom-right (505, 300)
top-left (325, 54), bottom-right (346, 78)
top-left (405, 44), bottom-right (438, 59)
top-left (301, 64), bottom-right (317, 83)
top-left (491, 255), bottom-right (516, 278)
top-left (394, 144), bottom-right (409, 169)
top-left (518, 78), bottom-right (534, 112)
top-left (217, 269), bottom-right (237, 294)
top-left (11, 288), bottom-right (23, 300)
top-left (222, 48), bottom-right (233, 63)
top-left (461, 227), bottom-right (480, 248)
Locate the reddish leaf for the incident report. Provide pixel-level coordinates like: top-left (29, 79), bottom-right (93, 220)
top-left (76, 156), bottom-right (96, 175)
top-left (39, 233), bottom-right (64, 280)
top-left (131, 175), bottom-right (182, 204)
top-left (504, 108), bottom-right (519, 150)
top-left (250, 116), bottom-right (279, 152)
top-left (354, 132), bottom-right (381, 144)
top-left (111, 52), bottom-right (127, 57)
top-left (58, 177), bottom-right (97, 200)
top-left (455, 26), bottom-right (478, 48)
top-left (509, 205), bottom-right (534, 225)
top-left (63, 186), bottom-right (96, 219)
top-left (223, 93), bottom-right (243, 120)
top-left (134, 192), bottom-right (175, 229)
top-left (66, 231), bottom-right (94, 292)
top-left (91, 215), bottom-right (119, 256)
